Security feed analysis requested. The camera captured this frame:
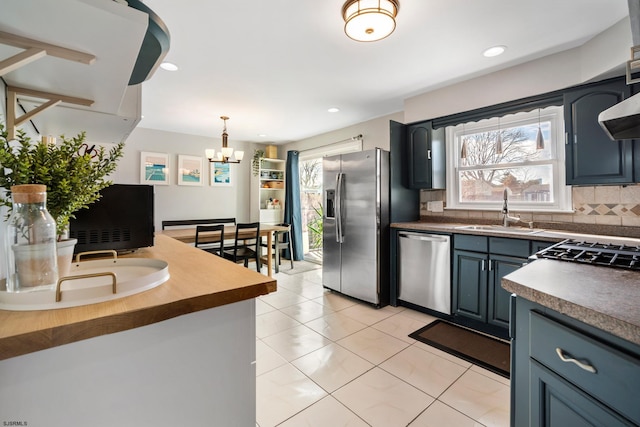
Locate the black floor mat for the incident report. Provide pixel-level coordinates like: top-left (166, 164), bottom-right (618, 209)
top-left (409, 320), bottom-right (510, 378)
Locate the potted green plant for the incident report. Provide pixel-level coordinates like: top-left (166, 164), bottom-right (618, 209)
top-left (0, 123), bottom-right (124, 277)
top-left (252, 149), bottom-right (265, 177)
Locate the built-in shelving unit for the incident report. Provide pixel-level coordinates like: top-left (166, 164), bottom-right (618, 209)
top-left (258, 158), bottom-right (285, 224)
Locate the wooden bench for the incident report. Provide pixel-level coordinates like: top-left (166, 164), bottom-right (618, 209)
top-left (161, 218), bottom-right (236, 230)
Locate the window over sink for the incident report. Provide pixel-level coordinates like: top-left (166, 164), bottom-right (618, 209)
top-left (445, 106), bottom-right (572, 212)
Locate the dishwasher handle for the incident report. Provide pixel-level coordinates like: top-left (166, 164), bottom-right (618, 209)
top-left (398, 232), bottom-right (450, 243)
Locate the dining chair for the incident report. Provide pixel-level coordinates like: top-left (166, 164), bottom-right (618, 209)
top-left (195, 224), bottom-right (225, 257)
top-left (260, 223), bottom-right (294, 273)
top-left (223, 222), bottom-right (261, 272)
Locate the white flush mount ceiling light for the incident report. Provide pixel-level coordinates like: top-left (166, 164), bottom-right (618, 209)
top-left (342, 0), bottom-right (400, 42)
top-left (206, 116), bottom-right (244, 164)
top-left (483, 46), bottom-right (506, 58)
top-left (159, 61), bottom-right (178, 71)
top-left (328, 107), bottom-right (340, 113)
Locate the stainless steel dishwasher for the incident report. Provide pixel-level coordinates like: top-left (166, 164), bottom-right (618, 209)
top-left (398, 231), bottom-right (451, 315)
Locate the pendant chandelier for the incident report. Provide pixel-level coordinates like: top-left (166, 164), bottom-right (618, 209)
top-left (206, 116), bottom-right (244, 164)
top-left (342, 0), bottom-right (400, 42)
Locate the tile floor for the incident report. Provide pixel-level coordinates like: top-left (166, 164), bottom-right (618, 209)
top-left (255, 266), bottom-right (510, 427)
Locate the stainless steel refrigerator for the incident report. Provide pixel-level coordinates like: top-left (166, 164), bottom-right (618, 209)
top-left (322, 148), bottom-right (390, 306)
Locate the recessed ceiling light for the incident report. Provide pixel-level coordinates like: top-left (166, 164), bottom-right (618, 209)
top-left (258, 134), bottom-right (267, 137)
top-left (328, 107), bottom-right (340, 113)
top-left (483, 46), bottom-right (506, 58)
top-left (160, 62), bottom-right (179, 71)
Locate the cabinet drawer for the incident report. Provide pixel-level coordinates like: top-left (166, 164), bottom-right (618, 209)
top-left (489, 237), bottom-right (529, 258)
top-left (530, 311), bottom-right (640, 424)
top-left (453, 234), bottom-right (487, 252)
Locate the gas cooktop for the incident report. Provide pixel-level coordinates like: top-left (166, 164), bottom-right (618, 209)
top-left (533, 239), bottom-right (640, 271)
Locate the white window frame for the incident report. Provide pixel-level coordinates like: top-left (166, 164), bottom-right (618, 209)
top-left (445, 106), bottom-right (572, 212)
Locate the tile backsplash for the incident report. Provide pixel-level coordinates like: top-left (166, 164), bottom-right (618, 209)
top-left (420, 185), bottom-right (640, 228)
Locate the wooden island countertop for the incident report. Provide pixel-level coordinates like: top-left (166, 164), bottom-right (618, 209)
top-left (0, 234), bottom-right (277, 360)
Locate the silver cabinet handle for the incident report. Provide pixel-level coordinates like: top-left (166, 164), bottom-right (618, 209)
top-left (555, 347), bottom-right (597, 374)
top-left (427, 149), bottom-right (432, 160)
top-left (481, 260), bottom-right (486, 271)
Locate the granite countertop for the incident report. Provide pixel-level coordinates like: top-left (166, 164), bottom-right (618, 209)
top-left (392, 220), bottom-right (640, 345)
top-left (0, 234), bottom-right (277, 360)
top-left (391, 221), bottom-right (640, 245)
top-left (502, 260), bottom-right (640, 346)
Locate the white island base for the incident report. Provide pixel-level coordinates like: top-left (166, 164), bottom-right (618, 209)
top-left (0, 299), bottom-right (256, 426)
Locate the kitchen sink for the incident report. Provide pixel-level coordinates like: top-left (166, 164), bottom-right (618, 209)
top-left (454, 225), bottom-right (545, 235)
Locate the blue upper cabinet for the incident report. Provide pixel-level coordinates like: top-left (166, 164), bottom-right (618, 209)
top-left (564, 78), bottom-right (634, 185)
top-left (403, 121), bottom-right (446, 189)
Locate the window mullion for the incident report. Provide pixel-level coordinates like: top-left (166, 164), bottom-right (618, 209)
top-left (458, 159), bottom-right (555, 172)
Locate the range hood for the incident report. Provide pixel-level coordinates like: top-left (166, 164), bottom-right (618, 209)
top-left (598, 92), bottom-right (640, 140)
top-left (599, 0), bottom-right (640, 140)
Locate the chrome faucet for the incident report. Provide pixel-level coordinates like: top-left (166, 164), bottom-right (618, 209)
top-left (502, 189), bottom-right (521, 227)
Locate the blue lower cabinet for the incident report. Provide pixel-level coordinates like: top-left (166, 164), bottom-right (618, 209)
top-left (452, 235), bottom-right (528, 332)
top-left (452, 249), bottom-right (488, 322)
top-left (487, 255), bottom-right (523, 329)
top-left (529, 361), bottom-right (632, 427)
top-left (511, 297), bottom-right (640, 427)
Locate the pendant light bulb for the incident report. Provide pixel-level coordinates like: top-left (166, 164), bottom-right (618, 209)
top-left (460, 124), bottom-right (468, 160)
top-left (536, 127), bottom-right (545, 150)
top-left (536, 109), bottom-right (544, 150)
top-left (495, 117), bottom-right (503, 155)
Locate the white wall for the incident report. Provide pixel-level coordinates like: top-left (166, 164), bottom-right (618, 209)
top-left (111, 127), bottom-right (255, 231)
top-left (283, 111), bottom-right (404, 154)
top-left (404, 18), bottom-right (631, 123)
top-left (284, 18), bottom-right (631, 156)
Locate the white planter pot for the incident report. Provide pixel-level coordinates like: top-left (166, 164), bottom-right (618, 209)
top-left (56, 238), bottom-right (77, 280)
top-left (11, 243), bottom-right (58, 292)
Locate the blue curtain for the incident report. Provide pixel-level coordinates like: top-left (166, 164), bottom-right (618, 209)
top-left (284, 150), bottom-right (304, 261)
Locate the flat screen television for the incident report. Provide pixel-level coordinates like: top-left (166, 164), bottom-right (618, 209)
top-left (69, 184), bottom-right (155, 254)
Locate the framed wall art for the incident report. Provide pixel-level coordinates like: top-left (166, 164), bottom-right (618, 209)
top-left (210, 162), bottom-right (232, 187)
top-left (178, 155), bottom-right (204, 186)
top-left (140, 152), bottom-right (169, 185)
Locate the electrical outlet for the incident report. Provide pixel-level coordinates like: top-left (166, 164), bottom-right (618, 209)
top-left (427, 201), bottom-right (444, 212)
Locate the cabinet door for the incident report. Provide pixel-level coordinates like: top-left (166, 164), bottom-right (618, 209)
top-left (487, 255), bottom-right (525, 329)
top-left (452, 250), bottom-right (487, 322)
top-left (404, 122), bottom-right (445, 190)
top-left (530, 361), bottom-right (631, 427)
top-left (564, 79), bottom-right (633, 185)
top-left (406, 123), bottom-right (433, 189)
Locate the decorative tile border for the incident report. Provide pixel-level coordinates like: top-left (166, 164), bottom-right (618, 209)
top-left (574, 203), bottom-right (640, 217)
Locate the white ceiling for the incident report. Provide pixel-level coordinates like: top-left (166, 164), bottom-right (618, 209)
top-left (4, 1), bottom-right (631, 145)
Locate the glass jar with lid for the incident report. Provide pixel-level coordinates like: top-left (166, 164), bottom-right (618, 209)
top-left (4, 184), bottom-right (58, 292)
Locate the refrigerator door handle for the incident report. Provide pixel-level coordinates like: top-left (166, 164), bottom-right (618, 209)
top-left (335, 172), bottom-right (344, 243)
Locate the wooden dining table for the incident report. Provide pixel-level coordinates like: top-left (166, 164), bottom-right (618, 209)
top-left (160, 223), bottom-right (290, 277)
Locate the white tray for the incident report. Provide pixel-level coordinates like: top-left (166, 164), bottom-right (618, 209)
top-left (0, 258), bottom-right (169, 311)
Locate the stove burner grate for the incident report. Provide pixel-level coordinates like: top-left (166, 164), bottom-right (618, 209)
top-left (533, 239), bottom-right (640, 271)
